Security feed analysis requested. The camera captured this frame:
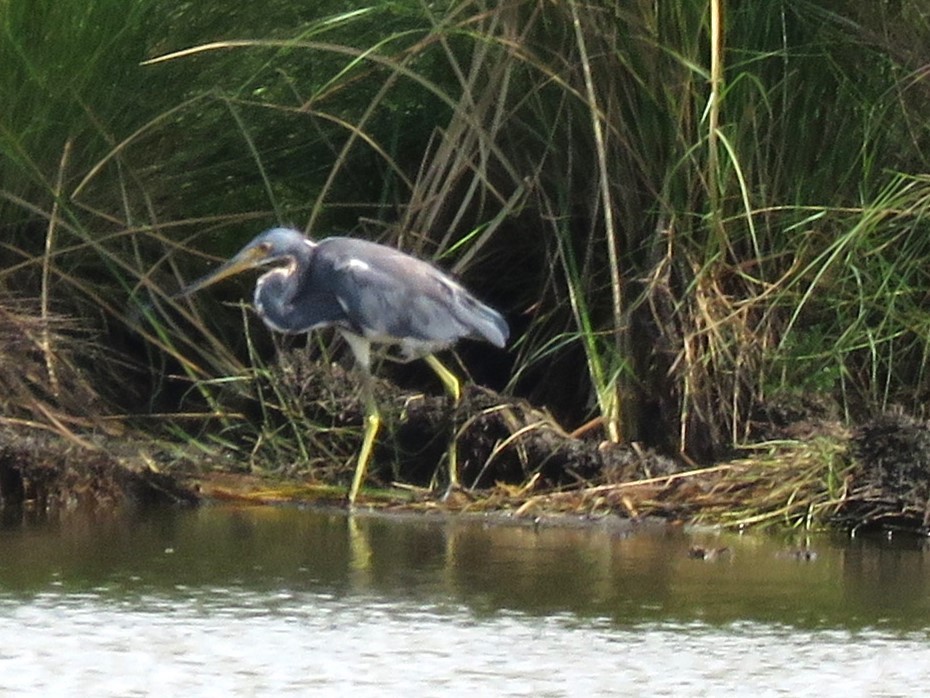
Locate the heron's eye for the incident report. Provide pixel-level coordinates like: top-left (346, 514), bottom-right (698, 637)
top-left (257, 242), bottom-right (272, 255)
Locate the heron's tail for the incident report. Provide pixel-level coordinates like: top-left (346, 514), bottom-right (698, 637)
top-left (457, 293), bottom-right (509, 348)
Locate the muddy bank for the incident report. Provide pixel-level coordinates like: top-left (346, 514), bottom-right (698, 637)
top-left (4, 361), bottom-right (930, 534)
top-left (0, 429), bottom-right (198, 516)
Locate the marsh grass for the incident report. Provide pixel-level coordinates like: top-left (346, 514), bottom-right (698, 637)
top-left (455, 435), bottom-right (852, 530)
top-left (3, 1), bottom-right (930, 524)
top-left (688, 437), bottom-right (853, 529)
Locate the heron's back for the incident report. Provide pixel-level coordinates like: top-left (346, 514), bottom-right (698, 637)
top-left (315, 237), bottom-right (509, 351)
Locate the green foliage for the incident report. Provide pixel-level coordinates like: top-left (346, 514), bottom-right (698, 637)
top-left (3, 0), bottom-right (930, 470)
top-left (0, 0), bottom-right (153, 190)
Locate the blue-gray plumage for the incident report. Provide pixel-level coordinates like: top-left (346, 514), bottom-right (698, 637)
top-left (246, 229), bottom-right (508, 356)
top-left (177, 227), bottom-right (509, 504)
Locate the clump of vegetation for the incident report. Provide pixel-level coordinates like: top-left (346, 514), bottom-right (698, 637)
top-left (3, 1), bottom-right (930, 528)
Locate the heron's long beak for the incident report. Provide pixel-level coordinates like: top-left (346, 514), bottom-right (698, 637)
top-left (174, 244), bottom-right (269, 298)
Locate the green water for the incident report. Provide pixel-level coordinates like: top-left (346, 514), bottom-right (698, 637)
top-left (0, 505), bottom-right (927, 695)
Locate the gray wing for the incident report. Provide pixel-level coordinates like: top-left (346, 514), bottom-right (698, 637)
top-left (316, 238), bottom-right (508, 347)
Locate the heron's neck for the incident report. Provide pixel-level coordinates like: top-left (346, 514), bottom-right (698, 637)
top-left (256, 238), bottom-right (317, 307)
top-left (287, 239), bottom-right (317, 294)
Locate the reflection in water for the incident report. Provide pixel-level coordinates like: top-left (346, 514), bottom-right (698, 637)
top-left (0, 506), bottom-right (929, 694)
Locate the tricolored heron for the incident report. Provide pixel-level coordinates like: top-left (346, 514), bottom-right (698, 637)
top-left (177, 227), bottom-right (509, 504)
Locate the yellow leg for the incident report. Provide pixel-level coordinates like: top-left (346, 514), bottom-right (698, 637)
top-left (424, 354), bottom-right (461, 489)
top-left (348, 375), bottom-right (380, 505)
top-left (424, 354), bottom-right (461, 400)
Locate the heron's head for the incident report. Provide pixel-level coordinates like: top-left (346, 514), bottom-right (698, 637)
top-left (176, 227), bottom-right (313, 297)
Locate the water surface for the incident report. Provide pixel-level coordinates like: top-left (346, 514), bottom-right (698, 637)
top-left (0, 506), bottom-right (927, 695)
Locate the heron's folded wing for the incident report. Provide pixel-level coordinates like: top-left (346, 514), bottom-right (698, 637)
top-left (328, 256), bottom-right (478, 344)
top-left (318, 237), bottom-right (508, 347)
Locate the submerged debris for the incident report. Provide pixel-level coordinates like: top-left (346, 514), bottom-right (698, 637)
top-left (688, 545), bottom-right (731, 560)
top-left (778, 548), bottom-right (819, 561)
